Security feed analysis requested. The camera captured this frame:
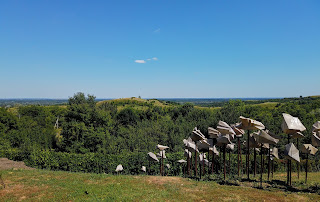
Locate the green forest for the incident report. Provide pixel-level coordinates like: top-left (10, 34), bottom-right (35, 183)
top-left (0, 93), bottom-right (320, 175)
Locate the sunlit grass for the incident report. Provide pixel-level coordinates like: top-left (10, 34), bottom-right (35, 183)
top-left (1, 169), bottom-right (320, 201)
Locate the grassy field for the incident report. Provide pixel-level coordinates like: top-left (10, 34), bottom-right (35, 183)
top-left (1, 169), bottom-right (320, 201)
top-left (252, 102), bottom-right (280, 109)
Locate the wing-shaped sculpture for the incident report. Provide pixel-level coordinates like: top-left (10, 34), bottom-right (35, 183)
top-left (244, 133), bottom-right (260, 148)
top-left (284, 143), bottom-right (300, 162)
top-left (197, 139), bottom-right (210, 152)
top-left (115, 164), bottom-right (123, 172)
top-left (157, 144), bottom-right (169, 151)
top-left (165, 164), bottom-right (170, 169)
top-left (199, 153), bottom-right (204, 161)
top-left (281, 113), bottom-right (306, 134)
top-left (187, 141), bottom-right (199, 153)
top-left (157, 150), bottom-right (166, 159)
top-left (184, 149), bottom-right (192, 158)
top-left (208, 127), bottom-right (220, 139)
top-left (265, 129), bottom-right (281, 140)
top-left (226, 143), bottom-right (235, 151)
top-left (216, 134), bottom-right (232, 146)
top-left (231, 124), bottom-right (245, 138)
top-left (312, 121), bottom-right (320, 132)
top-left (238, 116), bottom-right (265, 130)
top-left (262, 143), bottom-right (269, 149)
top-left (290, 132), bottom-right (305, 139)
top-left (271, 147), bottom-right (279, 159)
top-left (177, 159), bottom-right (187, 163)
top-left (148, 152), bottom-right (159, 162)
top-left (312, 131), bottom-right (320, 147)
top-left (254, 130), bottom-right (279, 145)
top-left (183, 139), bottom-right (188, 147)
top-left (217, 121), bottom-right (236, 136)
top-left (301, 144), bottom-right (318, 155)
top-left (207, 139), bottom-right (214, 147)
top-left (209, 145), bottom-right (219, 156)
top-left (141, 166), bottom-right (146, 172)
top-left (203, 159), bottom-right (211, 167)
top-left (191, 127), bottom-right (206, 142)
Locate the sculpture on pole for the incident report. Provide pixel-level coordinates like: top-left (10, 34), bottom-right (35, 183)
top-left (237, 116), bottom-right (265, 180)
top-left (254, 130), bottom-right (279, 187)
top-left (147, 152), bottom-right (159, 175)
top-left (281, 113), bottom-right (306, 186)
top-left (190, 127), bottom-right (207, 178)
top-left (156, 144), bottom-right (169, 176)
top-left (208, 127), bottom-right (220, 174)
top-left (300, 144), bottom-right (318, 183)
top-left (231, 124), bottom-right (245, 177)
top-left (216, 121), bottom-right (235, 181)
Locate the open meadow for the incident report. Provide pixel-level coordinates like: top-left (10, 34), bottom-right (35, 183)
top-left (0, 169), bottom-right (320, 201)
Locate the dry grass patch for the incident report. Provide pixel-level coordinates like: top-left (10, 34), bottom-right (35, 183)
top-left (146, 176), bottom-right (185, 185)
top-left (0, 183), bottom-right (49, 201)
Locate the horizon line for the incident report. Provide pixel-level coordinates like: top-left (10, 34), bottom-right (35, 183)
top-left (0, 96), bottom-right (298, 100)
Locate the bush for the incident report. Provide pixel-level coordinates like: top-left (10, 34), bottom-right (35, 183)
top-left (0, 149), bottom-right (184, 175)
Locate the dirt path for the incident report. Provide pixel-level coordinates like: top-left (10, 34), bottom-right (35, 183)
top-left (0, 158), bottom-right (34, 170)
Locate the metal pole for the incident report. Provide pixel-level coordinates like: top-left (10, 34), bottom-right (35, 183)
top-left (195, 147), bottom-right (197, 178)
top-left (268, 148), bottom-right (271, 181)
top-left (223, 145), bottom-right (226, 181)
top-left (200, 154), bottom-right (202, 179)
top-left (287, 135), bottom-right (290, 185)
top-left (262, 148), bottom-right (265, 174)
top-left (187, 155), bottom-right (190, 176)
top-left (305, 154), bottom-right (308, 183)
top-left (207, 151), bottom-right (210, 175)
top-left (202, 153), bottom-right (205, 176)
top-left (297, 139), bottom-right (299, 179)
top-left (240, 138), bottom-right (243, 176)
top-left (289, 160), bottom-right (292, 186)
top-left (212, 150), bottom-right (215, 174)
top-left (190, 153), bottom-right (192, 176)
top-left (254, 148), bottom-right (256, 177)
top-left (161, 152), bottom-right (163, 176)
top-left (247, 130), bottom-right (250, 179)
top-left (228, 149), bottom-right (231, 175)
top-left (272, 159), bottom-right (274, 179)
top-left (237, 137), bottom-right (240, 176)
top-left (260, 144), bottom-right (263, 188)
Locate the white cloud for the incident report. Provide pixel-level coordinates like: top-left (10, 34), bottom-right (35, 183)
top-left (134, 57), bottom-right (158, 63)
top-left (154, 28), bottom-right (160, 33)
top-left (135, 60), bottom-right (146, 64)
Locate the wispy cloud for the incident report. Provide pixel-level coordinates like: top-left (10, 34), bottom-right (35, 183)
top-left (134, 57), bottom-right (158, 64)
top-left (153, 28), bottom-right (160, 33)
top-left (135, 60), bottom-right (146, 64)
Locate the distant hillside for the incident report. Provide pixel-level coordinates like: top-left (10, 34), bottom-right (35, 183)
top-left (97, 97), bottom-right (174, 111)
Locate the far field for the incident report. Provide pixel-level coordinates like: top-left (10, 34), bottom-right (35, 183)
top-left (1, 169), bottom-right (320, 201)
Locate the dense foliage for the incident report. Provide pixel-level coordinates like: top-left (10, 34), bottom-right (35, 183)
top-left (1, 93), bottom-right (320, 174)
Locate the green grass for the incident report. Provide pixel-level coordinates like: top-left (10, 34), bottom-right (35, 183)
top-left (1, 169), bottom-right (320, 201)
top-left (252, 102), bottom-right (280, 109)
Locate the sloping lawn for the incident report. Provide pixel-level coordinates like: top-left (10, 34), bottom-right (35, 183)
top-left (0, 169), bottom-right (319, 201)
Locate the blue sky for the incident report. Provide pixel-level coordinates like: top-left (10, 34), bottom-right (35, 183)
top-left (0, 1), bottom-right (319, 98)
